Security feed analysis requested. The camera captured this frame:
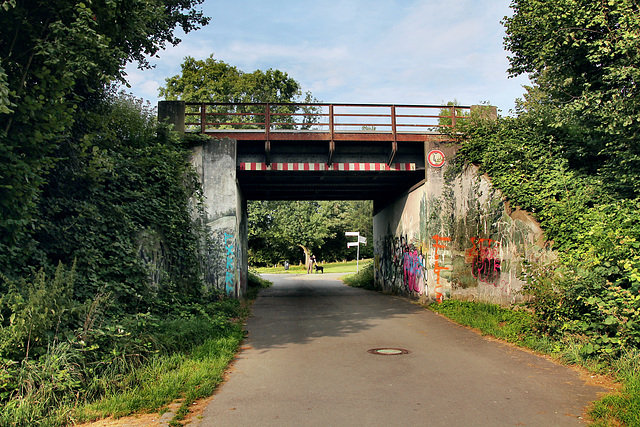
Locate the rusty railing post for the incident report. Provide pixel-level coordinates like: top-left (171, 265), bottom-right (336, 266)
top-left (265, 103), bottom-right (271, 166)
top-left (450, 105), bottom-right (456, 128)
top-left (200, 102), bottom-right (206, 134)
top-left (328, 104), bottom-right (335, 166)
top-left (388, 105), bottom-right (397, 165)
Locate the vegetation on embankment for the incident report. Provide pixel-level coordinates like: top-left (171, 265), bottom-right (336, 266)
top-left (435, 2), bottom-right (640, 425)
top-left (0, 271), bottom-right (269, 427)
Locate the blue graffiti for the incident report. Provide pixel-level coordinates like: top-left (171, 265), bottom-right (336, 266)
top-left (224, 233), bottom-right (235, 294)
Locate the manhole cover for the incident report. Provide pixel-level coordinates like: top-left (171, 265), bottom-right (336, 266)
top-left (368, 348), bottom-right (411, 355)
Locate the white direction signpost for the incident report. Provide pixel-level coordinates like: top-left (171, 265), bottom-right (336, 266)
top-left (345, 232), bottom-right (366, 272)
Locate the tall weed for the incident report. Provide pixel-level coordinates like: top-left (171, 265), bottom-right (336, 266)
top-left (0, 263), bottom-right (77, 361)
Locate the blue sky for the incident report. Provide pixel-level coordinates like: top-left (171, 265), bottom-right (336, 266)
top-left (123, 0), bottom-right (530, 115)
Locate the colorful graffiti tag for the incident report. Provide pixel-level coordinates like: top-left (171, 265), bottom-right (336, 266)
top-left (224, 232), bottom-right (235, 294)
top-left (403, 248), bottom-right (426, 294)
top-left (432, 235), bottom-right (450, 302)
top-left (465, 237), bottom-right (501, 286)
top-left (378, 234), bottom-right (427, 295)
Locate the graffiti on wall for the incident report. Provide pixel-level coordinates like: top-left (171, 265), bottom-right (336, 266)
top-left (137, 228), bottom-right (170, 288)
top-left (404, 246), bottom-right (426, 294)
top-left (224, 232), bottom-right (236, 294)
top-left (374, 163), bottom-right (553, 303)
top-left (466, 237), bottom-right (501, 285)
top-left (377, 234), bottom-right (427, 295)
top-left (432, 235), bottom-right (450, 302)
top-left (199, 228), bottom-right (236, 294)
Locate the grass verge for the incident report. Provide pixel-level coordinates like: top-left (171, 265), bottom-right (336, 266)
top-left (74, 326), bottom-right (244, 424)
top-left (3, 271), bottom-right (273, 427)
top-left (341, 261), bottom-right (375, 290)
top-left (588, 349), bottom-right (640, 427)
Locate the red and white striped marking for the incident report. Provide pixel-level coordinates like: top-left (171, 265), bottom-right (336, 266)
top-left (239, 162), bottom-right (416, 171)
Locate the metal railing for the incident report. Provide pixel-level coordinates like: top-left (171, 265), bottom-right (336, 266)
top-left (183, 102), bottom-right (471, 135)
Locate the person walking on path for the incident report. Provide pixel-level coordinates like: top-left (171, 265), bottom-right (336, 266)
top-left (307, 254), bottom-right (316, 274)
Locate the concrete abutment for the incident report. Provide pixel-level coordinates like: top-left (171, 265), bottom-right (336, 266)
top-left (190, 138), bottom-right (248, 298)
top-left (372, 131), bottom-right (553, 305)
top-left (160, 99), bottom-right (247, 297)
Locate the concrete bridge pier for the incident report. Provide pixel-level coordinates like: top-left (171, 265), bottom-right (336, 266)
top-left (160, 101), bottom-right (248, 298)
top-left (192, 138), bottom-right (248, 298)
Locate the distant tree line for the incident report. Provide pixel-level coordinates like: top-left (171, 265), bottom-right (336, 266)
top-left (248, 200), bottom-right (373, 267)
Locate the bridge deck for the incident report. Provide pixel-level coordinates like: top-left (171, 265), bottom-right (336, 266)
top-left (183, 103), bottom-right (467, 205)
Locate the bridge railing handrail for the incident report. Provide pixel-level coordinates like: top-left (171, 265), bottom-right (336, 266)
top-left (182, 102), bottom-right (471, 134)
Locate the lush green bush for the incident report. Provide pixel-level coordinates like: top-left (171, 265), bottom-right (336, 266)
top-left (456, 111), bottom-right (640, 357)
top-left (342, 261), bottom-right (375, 290)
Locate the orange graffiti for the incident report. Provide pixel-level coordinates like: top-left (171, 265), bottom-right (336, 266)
top-left (432, 235), bottom-right (451, 303)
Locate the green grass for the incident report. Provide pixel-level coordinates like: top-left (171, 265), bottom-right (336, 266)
top-left (341, 261), bottom-right (375, 290)
top-left (428, 300), bottom-right (536, 345)
top-left (0, 274), bottom-right (273, 427)
top-left (588, 349), bottom-right (640, 427)
top-left (72, 325), bottom-right (245, 425)
top-left (74, 276), bottom-right (271, 426)
top-left (254, 259), bottom-right (370, 275)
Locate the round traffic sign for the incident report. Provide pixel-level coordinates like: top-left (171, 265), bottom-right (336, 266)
top-left (427, 149), bottom-right (446, 168)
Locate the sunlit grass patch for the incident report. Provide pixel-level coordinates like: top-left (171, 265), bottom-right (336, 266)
top-left (589, 349), bottom-right (640, 427)
top-left (74, 325), bottom-right (244, 424)
top-left (255, 259), bottom-right (369, 275)
top-left (341, 261), bottom-right (375, 290)
top-left (428, 300), bottom-right (534, 344)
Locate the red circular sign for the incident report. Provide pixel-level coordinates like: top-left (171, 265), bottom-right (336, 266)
top-left (427, 149), bottom-right (446, 168)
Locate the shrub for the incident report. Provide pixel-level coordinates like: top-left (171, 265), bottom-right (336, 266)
top-left (0, 263), bottom-right (77, 361)
top-left (343, 262), bottom-right (375, 290)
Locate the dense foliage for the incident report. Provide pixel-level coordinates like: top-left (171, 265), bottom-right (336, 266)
top-left (0, 89), bottom-right (229, 426)
top-left (0, 0), bottom-right (209, 272)
top-left (503, 0), bottom-right (640, 197)
top-left (453, 0), bottom-right (640, 357)
top-left (0, 1), bottom-right (253, 425)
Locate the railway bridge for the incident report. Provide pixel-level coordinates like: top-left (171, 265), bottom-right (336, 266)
top-left (157, 101), bottom-right (546, 306)
top-left (159, 102), bottom-right (482, 206)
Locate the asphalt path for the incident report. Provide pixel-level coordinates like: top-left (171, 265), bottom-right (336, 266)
top-left (197, 273), bottom-right (607, 426)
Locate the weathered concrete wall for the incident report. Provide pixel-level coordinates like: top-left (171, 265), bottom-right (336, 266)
top-left (373, 142), bottom-right (552, 305)
top-left (191, 138), bottom-right (248, 298)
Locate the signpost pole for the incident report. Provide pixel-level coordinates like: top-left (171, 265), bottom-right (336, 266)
top-left (345, 232), bottom-right (366, 273)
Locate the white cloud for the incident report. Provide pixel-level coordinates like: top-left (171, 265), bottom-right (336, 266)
top-left (121, 0), bottom-right (527, 113)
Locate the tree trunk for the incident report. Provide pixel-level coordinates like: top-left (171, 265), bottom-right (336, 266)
top-left (299, 244), bottom-right (310, 271)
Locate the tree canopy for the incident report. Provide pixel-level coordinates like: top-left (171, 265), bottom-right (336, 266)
top-left (158, 54), bottom-right (320, 129)
top-left (503, 0), bottom-right (640, 196)
top-left (160, 55), bottom-right (302, 104)
top-left (0, 0), bottom-right (209, 267)
top-left (248, 200), bottom-right (373, 267)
